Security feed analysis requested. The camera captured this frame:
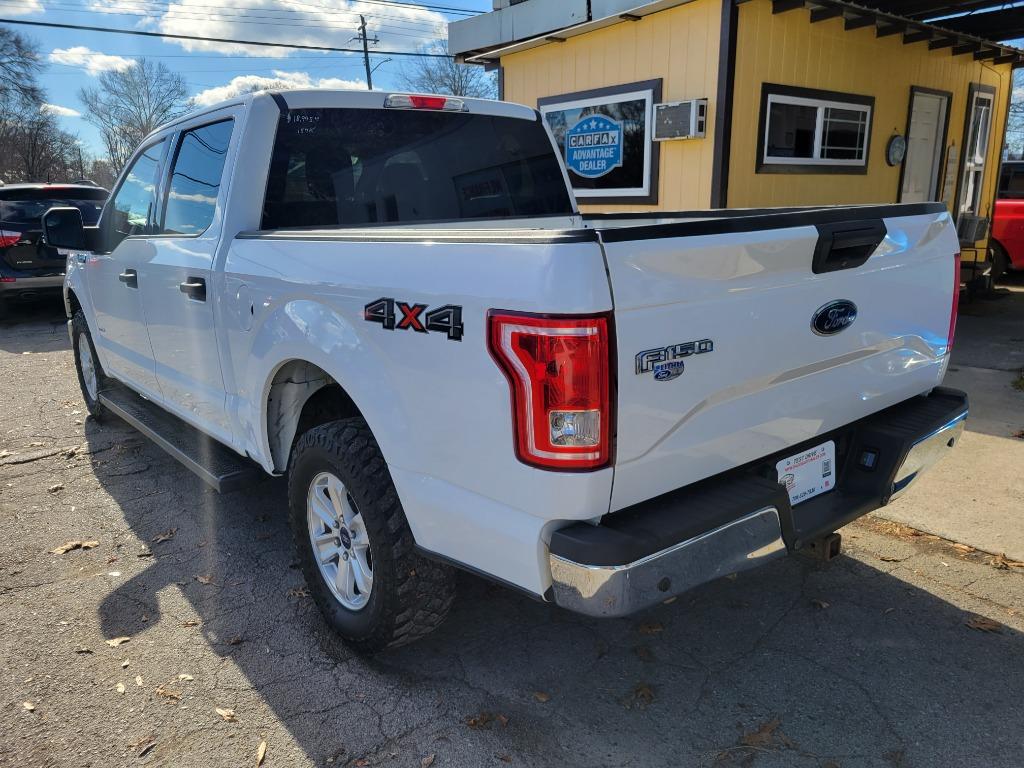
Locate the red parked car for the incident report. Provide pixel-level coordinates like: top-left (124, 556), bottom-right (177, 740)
top-left (992, 160), bottom-right (1024, 279)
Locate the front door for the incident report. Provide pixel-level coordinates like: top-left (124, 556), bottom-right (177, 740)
top-left (141, 117), bottom-right (236, 442)
top-left (900, 89), bottom-right (949, 204)
top-left (87, 138), bottom-right (168, 397)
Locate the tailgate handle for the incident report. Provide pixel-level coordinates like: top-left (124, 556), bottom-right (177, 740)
top-left (812, 220), bottom-right (887, 274)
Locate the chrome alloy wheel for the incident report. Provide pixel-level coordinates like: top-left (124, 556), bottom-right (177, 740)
top-left (307, 471), bottom-right (373, 611)
top-left (78, 333), bottom-right (98, 402)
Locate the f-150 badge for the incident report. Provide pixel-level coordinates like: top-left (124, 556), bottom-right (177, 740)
top-left (636, 339), bottom-right (714, 381)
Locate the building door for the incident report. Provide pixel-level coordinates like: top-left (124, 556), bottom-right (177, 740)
top-left (957, 84), bottom-right (997, 221)
top-left (900, 89), bottom-right (949, 203)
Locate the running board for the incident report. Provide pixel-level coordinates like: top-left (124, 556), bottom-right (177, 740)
top-left (98, 381), bottom-right (261, 493)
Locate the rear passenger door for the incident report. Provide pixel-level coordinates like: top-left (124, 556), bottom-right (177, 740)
top-left (140, 115), bottom-right (236, 442)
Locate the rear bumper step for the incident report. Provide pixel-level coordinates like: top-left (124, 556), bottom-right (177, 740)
top-left (548, 387), bottom-right (968, 618)
top-left (97, 380), bottom-right (261, 493)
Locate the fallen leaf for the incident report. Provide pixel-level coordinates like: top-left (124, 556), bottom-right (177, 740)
top-left (879, 556), bottom-right (903, 563)
top-left (74, 645), bottom-right (93, 654)
top-left (256, 740), bottom-right (267, 767)
top-left (496, 714), bottom-right (509, 728)
top-left (227, 635), bottom-right (243, 646)
top-left (992, 553), bottom-right (1024, 570)
top-left (50, 540), bottom-right (99, 554)
top-left (195, 574), bottom-right (214, 585)
top-left (966, 615), bottom-right (1003, 633)
top-left (137, 741), bottom-right (156, 759)
top-left (883, 607), bottom-right (896, 615)
top-left (952, 543), bottom-right (975, 553)
top-left (287, 586), bottom-right (310, 598)
top-left (182, 620), bottom-right (201, 628)
top-left (152, 528), bottom-right (177, 544)
top-left (155, 685), bottom-right (182, 702)
top-left (178, 674), bottom-right (194, 681)
top-left (48, 483), bottom-right (64, 493)
top-left (623, 683), bottom-right (655, 709)
top-left (116, 682), bottom-right (126, 694)
top-left (741, 717), bottom-right (781, 748)
top-left (0, 449), bottom-right (10, 458)
top-left (811, 599), bottom-right (830, 610)
top-left (497, 756), bottom-right (512, 764)
top-left (637, 621), bottom-right (663, 635)
top-left (420, 755), bottom-right (435, 768)
top-left (532, 691), bottom-right (550, 703)
top-left (105, 636), bottom-right (131, 647)
top-left (216, 707), bottom-right (237, 722)
top-left (466, 712), bottom-right (496, 729)
top-left (353, 760), bottom-right (369, 767)
top-left (135, 676), bottom-right (143, 687)
top-left (22, 701), bottom-right (35, 712)
top-left (121, 659), bottom-right (130, 668)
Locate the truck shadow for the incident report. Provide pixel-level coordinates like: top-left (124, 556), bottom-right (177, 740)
top-left (0, 297), bottom-right (69, 353)
top-left (84, 417), bottom-right (1024, 767)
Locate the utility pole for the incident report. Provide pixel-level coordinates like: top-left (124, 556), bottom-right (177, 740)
top-left (355, 15), bottom-right (379, 91)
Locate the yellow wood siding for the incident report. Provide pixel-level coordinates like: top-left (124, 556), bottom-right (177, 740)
top-left (729, 0), bottom-right (1013, 257)
top-left (501, 0), bottom-right (722, 213)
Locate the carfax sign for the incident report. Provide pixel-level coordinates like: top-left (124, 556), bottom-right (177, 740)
top-left (565, 115), bottom-right (623, 179)
top-left (539, 79), bottom-right (660, 203)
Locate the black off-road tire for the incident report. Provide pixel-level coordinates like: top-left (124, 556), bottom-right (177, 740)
top-left (990, 242), bottom-right (1009, 283)
top-left (71, 309), bottom-right (107, 421)
top-left (287, 417), bottom-right (455, 653)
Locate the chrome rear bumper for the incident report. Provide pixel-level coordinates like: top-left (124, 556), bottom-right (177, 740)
top-left (549, 507), bottom-right (786, 618)
top-left (548, 388), bottom-right (968, 618)
top-left (889, 412), bottom-right (967, 501)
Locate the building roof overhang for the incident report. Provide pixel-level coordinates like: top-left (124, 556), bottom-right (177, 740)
top-left (462, 0), bottom-right (1023, 67)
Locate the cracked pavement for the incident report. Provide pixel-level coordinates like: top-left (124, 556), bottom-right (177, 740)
top-left (2, 300), bottom-right (1024, 768)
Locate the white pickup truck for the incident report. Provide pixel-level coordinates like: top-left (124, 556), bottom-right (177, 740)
top-left (45, 89), bottom-right (968, 651)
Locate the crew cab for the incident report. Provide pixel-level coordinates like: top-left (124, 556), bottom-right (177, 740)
top-left (992, 160), bottom-right (1024, 279)
top-left (45, 90), bottom-right (967, 651)
top-left (0, 183), bottom-right (107, 317)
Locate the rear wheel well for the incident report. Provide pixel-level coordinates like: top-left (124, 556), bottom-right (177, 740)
top-left (265, 360), bottom-right (362, 472)
top-left (66, 288), bottom-right (82, 319)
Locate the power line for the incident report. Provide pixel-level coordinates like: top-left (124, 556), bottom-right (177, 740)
top-left (0, 17), bottom-right (454, 56)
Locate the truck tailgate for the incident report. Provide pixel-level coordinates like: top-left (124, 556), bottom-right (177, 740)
top-left (596, 204), bottom-right (959, 511)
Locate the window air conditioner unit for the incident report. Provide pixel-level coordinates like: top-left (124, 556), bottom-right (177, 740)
top-left (957, 214), bottom-right (989, 245)
top-left (653, 99), bottom-right (708, 141)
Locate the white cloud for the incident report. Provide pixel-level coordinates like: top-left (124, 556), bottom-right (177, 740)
top-left (48, 47), bottom-right (136, 76)
top-left (5, 0), bottom-right (42, 16)
top-left (191, 71), bottom-right (367, 107)
top-left (90, 0), bottom-right (446, 57)
top-left (41, 103), bottom-right (81, 118)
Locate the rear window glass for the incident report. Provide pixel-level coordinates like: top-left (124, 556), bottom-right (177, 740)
top-left (999, 163), bottom-right (1024, 200)
top-left (261, 108), bottom-right (573, 230)
top-left (0, 189), bottom-right (106, 226)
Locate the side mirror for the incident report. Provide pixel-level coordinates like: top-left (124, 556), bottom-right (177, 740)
top-left (42, 206), bottom-right (86, 250)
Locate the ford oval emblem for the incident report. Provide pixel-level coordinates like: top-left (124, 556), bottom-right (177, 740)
top-left (811, 300), bottom-right (858, 336)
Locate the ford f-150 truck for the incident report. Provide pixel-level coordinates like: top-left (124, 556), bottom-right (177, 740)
top-left (43, 90), bottom-right (968, 651)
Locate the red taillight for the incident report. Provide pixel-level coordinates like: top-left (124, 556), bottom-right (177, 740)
top-left (0, 230), bottom-right (21, 248)
top-left (488, 311), bottom-right (613, 471)
top-left (0, 276), bottom-right (15, 283)
top-left (948, 252), bottom-right (961, 352)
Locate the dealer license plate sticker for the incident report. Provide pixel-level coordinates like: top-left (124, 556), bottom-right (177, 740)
top-left (776, 441), bottom-right (836, 506)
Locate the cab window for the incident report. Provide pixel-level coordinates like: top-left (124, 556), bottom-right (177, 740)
top-left (162, 120), bottom-right (234, 235)
top-left (106, 139), bottom-right (167, 249)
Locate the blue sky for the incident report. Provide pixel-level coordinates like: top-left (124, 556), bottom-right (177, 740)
top-left (2, 0), bottom-right (491, 154)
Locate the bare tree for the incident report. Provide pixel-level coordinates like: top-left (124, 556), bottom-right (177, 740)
top-left (0, 27), bottom-right (43, 110)
top-left (0, 103), bottom-right (82, 183)
top-left (79, 58), bottom-right (189, 171)
top-left (1007, 72), bottom-right (1023, 160)
top-left (398, 40), bottom-right (496, 99)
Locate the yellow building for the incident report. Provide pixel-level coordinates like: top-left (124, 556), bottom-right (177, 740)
top-left (450, 0), bottom-right (1022, 267)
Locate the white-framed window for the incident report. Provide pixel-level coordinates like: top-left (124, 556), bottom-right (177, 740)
top-left (957, 84), bottom-right (996, 218)
top-left (758, 84), bottom-right (874, 172)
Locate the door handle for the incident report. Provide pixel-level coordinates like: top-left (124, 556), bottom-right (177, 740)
top-left (118, 269), bottom-right (138, 288)
top-left (179, 277), bottom-right (206, 301)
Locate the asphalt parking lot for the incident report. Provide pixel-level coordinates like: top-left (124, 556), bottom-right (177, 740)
top-left (2, 286), bottom-right (1024, 768)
